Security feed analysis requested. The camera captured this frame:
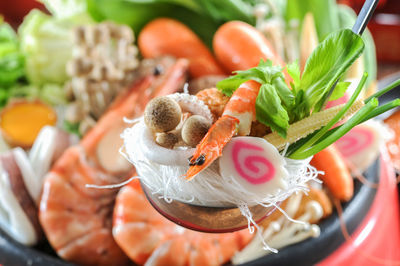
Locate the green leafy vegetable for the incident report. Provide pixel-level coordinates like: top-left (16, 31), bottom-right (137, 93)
top-left (217, 29), bottom-right (364, 138)
top-left (284, 1), bottom-right (376, 87)
top-left (3, 83), bottom-right (66, 107)
top-left (289, 72), bottom-right (367, 158)
top-left (0, 53), bottom-right (25, 88)
top-left (0, 19), bottom-right (25, 89)
top-left (329, 81), bottom-right (351, 101)
top-left (286, 60), bottom-right (300, 90)
top-left (337, 4), bottom-right (377, 86)
top-left (18, 8), bottom-right (92, 86)
top-left (192, 0), bottom-right (255, 24)
top-left (217, 59), bottom-right (293, 137)
top-left (0, 19), bottom-right (26, 108)
top-left (292, 98), bottom-right (379, 159)
top-left (256, 83), bottom-right (289, 137)
top-left (64, 120), bottom-right (82, 138)
top-left (293, 29), bottom-right (364, 113)
top-left (86, 0), bottom-right (256, 48)
top-left (40, 0), bottom-right (90, 19)
top-left (287, 76), bottom-right (400, 159)
top-left (285, 0), bottom-right (339, 41)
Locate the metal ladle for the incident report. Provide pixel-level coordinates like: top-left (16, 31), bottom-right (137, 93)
top-left (141, 0), bottom-right (379, 233)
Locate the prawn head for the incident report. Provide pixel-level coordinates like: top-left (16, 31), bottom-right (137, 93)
top-left (185, 115), bottom-right (239, 180)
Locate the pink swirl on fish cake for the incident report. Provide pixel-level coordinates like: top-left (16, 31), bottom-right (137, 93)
top-left (232, 140), bottom-right (275, 185)
top-left (336, 127), bottom-right (374, 157)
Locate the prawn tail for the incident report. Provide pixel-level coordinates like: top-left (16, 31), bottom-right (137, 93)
top-left (185, 115), bottom-right (239, 180)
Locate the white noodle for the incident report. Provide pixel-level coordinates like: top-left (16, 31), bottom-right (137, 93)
top-left (122, 121), bottom-right (319, 208)
top-left (122, 120), bottom-right (321, 251)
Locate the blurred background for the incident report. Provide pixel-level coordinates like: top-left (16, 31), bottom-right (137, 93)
top-left (0, 1), bottom-right (400, 266)
top-left (2, 0), bottom-right (400, 78)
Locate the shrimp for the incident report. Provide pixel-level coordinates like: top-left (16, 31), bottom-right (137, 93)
top-left (39, 57), bottom-right (189, 265)
top-left (186, 80), bottom-right (261, 180)
top-left (113, 180), bottom-right (253, 266)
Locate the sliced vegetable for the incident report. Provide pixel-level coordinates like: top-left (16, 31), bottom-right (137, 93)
top-left (0, 100), bottom-right (57, 148)
top-left (310, 145), bottom-right (354, 201)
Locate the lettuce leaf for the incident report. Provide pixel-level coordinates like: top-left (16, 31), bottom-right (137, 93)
top-left (18, 9), bottom-right (92, 86)
top-left (0, 19), bottom-right (25, 89)
top-left (40, 0), bottom-right (89, 19)
top-left (256, 83), bottom-right (289, 138)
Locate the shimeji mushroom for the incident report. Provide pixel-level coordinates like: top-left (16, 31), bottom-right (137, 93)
top-left (232, 192), bottom-right (328, 264)
top-left (181, 115), bottom-right (211, 147)
top-left (144, 96), bottom-right (182, 133)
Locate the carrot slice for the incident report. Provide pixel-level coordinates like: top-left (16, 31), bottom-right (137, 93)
top-left (0, 100), bottom-right (57, 148)
top-left (138, 18), bottom-right (225, 78)
top-left (311, 144), bottom-right (354, 202)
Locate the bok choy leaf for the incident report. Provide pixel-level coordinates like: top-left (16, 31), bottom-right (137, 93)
top-left (293, 29), bottom-right (364, 113)
top-left (217, 28), bottom-right (364, 138)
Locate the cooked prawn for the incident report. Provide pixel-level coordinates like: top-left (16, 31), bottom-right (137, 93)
top-left (113, 180), bottom-right (253, 266)
top-left (186, 80), bottom-right (261, 180)
top-left (39, 57), bottom-right (189, 265)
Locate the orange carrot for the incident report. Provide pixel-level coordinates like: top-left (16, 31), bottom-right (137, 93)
top-left (311, 144), bottom-right (354, 202)
top-left (0, 100), bottom-right (57, 148)
top-left (213, 21), bottom-right (285, 74)
top-left (138, 18), bottom-right (226, 78)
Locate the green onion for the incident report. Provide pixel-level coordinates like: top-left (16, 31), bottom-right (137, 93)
top-left (291, 72), bottom-right (368, 155)
top-left (289, 98), bottom-right (378, 159)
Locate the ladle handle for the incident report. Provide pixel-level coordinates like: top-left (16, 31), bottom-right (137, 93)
top-left (322, 0), bottom-right (379, 108)
top-left (352, 0), bottom-right (379, 35)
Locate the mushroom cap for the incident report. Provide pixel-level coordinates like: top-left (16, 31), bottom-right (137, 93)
top-left (182, 115), bottom-right (211, 147)
top-left (156, 132), bottom-right (179, 149)
top-left (144, 96), bottom-right (182, 132)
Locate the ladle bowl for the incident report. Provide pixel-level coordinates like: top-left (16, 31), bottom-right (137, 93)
top-left (140, 180), bottom-right (277, 233)
top-left (139, 0), bottom-right (380, 234)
